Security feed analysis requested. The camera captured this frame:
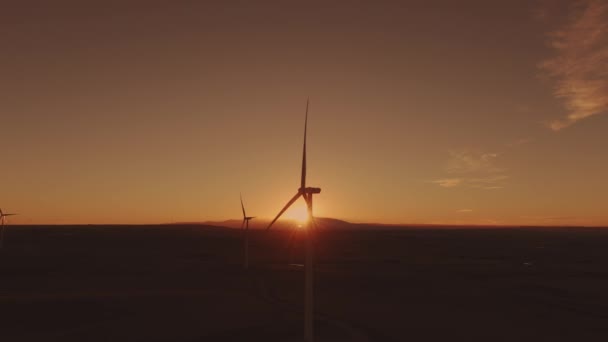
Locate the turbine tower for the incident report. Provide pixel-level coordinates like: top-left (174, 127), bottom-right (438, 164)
top-left (240, 194), bottom-right (255, 269)
top-left (0, 208), bottom-right (17, 249)
top-left (266, 98), bottom-right (320, 342)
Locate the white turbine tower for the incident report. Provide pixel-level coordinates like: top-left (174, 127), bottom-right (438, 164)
top-left (240, 194), bottom-right (255, 269)
top-left (266, 99), bottom-right (320, 342)
top-left (0, 208), bottom-right (18, 249)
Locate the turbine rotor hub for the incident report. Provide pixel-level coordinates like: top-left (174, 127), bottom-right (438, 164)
top-left (300, 187), bottom-right (321, 194)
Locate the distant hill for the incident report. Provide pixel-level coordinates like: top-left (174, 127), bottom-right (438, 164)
top-left (196, 217), bottom-right (354, 230)
top-left (169, 219), bottom-right (508, 230)
top-left (164, 219), bottom-right (603, 230)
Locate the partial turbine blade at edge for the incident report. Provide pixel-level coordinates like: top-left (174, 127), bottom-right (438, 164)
top-left (266, 192), bottom-right (302, 231)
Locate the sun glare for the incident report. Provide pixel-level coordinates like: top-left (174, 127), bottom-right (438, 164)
top-left (283, 201), bottom-right (309, 225)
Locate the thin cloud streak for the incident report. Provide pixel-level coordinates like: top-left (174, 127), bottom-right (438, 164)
top-left (432, 150), bottom-right (508, 190)
top-left (469, 174), bottom-right (509, 187)
top-left (539, 0), bottom-right (608, 130)
top-left (431, 175), bottom-right (508, 190)
top-left (505, 138), bottom-right (533, 147)
top-left (446, 151), bottom-right (503, 174)
top-left (432, 178), bottom-right (463, 188)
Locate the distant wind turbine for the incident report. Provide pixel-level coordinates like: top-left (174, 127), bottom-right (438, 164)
top-left (266, 98), bottom-right (320, 342)
top-left (0, 208), bottom-right (17, 249)
top-left (240, 194), bottom-right (255, 269)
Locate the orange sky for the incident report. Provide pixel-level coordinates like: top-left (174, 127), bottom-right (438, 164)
top-left (1, 1), bottom-right (607, 226)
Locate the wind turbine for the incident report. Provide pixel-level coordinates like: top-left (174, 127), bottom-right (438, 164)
top-left (0, 208), bottom-right (17, 249)
top-left (266, 98), bottom-right (320, 342)
top-left (240, 194), bottom-right (255, 269)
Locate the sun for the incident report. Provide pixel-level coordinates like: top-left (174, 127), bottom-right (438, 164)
top-left (283, 201), bottom-right (309, 225)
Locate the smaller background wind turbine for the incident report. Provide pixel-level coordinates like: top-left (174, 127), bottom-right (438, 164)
top-left (0, 208), bottom-right (18, 249)
top-left (240, 194), bottom-right (255, 269)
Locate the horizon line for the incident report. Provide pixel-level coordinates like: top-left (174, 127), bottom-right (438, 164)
top-left (7, 221), bottom-right (608, 229)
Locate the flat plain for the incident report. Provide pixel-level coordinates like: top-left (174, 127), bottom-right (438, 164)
top-left (1, 225), bottom-right (607, 341)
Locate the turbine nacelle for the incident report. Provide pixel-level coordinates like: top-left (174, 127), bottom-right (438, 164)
top-left (299, 187), bottom-right (321, 195)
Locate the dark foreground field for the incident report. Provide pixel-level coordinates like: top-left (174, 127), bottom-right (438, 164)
top-left (1, 225), bottom-right (607, 341)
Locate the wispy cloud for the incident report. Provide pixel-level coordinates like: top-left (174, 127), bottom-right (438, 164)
top-left (479, 186), bottom-right (504, 190)
top-left (457, 209), bottom-right (473, 213)
top-left (432, 178), bottom-right (463, 188)
top-left (469, 174), bottom-right (509, 184)
top-left (539, 0), bottom-right (608, 130)
top-left (505, 137), bottom-right (533, 147)
top-left (469, 175), bottom-right (509, 190)
top-left (432, 150), bottom-right (508, 190)
top-left (446, 151), bottom-right (503, 174)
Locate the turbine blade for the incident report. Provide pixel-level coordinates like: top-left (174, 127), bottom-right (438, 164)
top-left (241, 219), bottom-right (246, 230)
top-left (240, 193), bottom-right (246, 218)
top-left (301, 98), bottom-right (308, 190)
top-left (266, 193), bottom-right (302, 231)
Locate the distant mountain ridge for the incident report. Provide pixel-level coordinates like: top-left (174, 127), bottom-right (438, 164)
top-left (177, 217), bottom-right (354, 230)
top-left (165, 219), bottom-right (607, 230)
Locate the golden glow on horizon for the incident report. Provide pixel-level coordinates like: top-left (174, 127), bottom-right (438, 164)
top-left (283, 201), bottom-right (309, 225)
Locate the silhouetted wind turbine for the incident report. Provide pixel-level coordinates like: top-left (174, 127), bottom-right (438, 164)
top-left (266, 98), bottom-right (320, 342)
top-left (0, 208), bottom-right (17, 249)
top-left (240, 194), bottom-right (255, 269)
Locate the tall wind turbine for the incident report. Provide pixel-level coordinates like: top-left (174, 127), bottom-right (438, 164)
top-left (0, 208), bottom-right (17, 249)
top-left (240, 194), bottom-right (255, 269)
top-left (266, 98), bottom-right (320, 342)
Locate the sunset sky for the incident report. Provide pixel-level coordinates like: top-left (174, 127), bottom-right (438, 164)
top-left (1, 1), bottom-right (607, 226)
